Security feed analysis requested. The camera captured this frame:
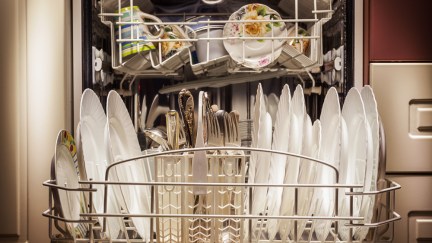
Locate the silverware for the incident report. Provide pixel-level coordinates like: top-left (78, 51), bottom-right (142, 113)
top-left (178, 89), bottom-right (195, 147)
top-left (206, 108), bottom-right (222, 148)
top-left (146, 94), bottom-right (170, 129)
top-left (139, 94), bottom-right (147, 132)
top-left (143, 128), bottom-right (170, 151)
top-left (186, 95), bottom-right (195, 145)
top-left (178, 124), bottom-right (187, 149)
top-left (146, 94), bottom-right (159, 129)
top-left (190, 91), bottom-right (210, 242)
top-left (192, 91), bottom-right (207, 193)
top-left (215, 110), bottom-right (229, 146)
top-left (165, 110), bottom-right (180, 150)
top-left (229, 110), bottom-right (241, 147)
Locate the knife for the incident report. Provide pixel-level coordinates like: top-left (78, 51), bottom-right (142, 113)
top-left (193, 91), bottom-right (207, 194)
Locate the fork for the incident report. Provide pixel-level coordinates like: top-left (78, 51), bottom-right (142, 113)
top-left (228, 110), bottom-right (241, 148)
top-left (206, 108), bottom-right (223, 149)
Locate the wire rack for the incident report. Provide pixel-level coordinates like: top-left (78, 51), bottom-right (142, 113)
top-left (42, 147), bottom-right (401, 243)
top-left (96, 0), bottom-right (331, 84)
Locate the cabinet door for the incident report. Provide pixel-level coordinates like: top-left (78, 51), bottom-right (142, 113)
top-left (370, 0), bottom-right (432, 61)
top-left (370, 63), bottom-right (432, 173)
top-left (0, 0), bottom-right (23, 239)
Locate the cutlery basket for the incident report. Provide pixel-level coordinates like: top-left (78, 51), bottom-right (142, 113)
top-left (42, 147), bottom-right (400, 243)
top-left (154, 152), bottom-right (246, 243)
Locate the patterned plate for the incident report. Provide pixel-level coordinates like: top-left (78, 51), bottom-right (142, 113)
top-left (223, 4), bottom-right (287, 68)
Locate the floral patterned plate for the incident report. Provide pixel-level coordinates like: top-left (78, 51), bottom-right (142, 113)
top-left (52, 130), bottom-right (88, 239)
top-left (223, 4), bottom-right (287, 69)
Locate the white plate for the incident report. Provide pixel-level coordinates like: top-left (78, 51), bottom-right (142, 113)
top-left (312, 87), bottom-right (341, 242)
top-left (304, 119), bottom-right (322, 225)
top-left (53, 130), bottom-right (87, 238)
top-left (249, 83), bottom-right (265, 184)
top-left (223, 4), bottom-right (287, 68)
top-left (354, 121), bottom-right (375, 241)
top-left (279, 84), bottom-right (305, 240)
top-left (251, 111), bottom-right (272, 235)
top-left (245, 84), bottom-right (265, 239)
top-left (251, 111), bottom-right (272, 239)
top-left (107, 90), bottom-right (152, 241)
top-left (338, 88), bottom-right (369, 241)
top-left (266, 84), bottom-right (291, 241)
top-left (361, 85), bottom-right (379, 191)
top-left (297, 115), bottom-right (321, 240)
top-left (79, 89), bottom-right (124, 239)
top-left (266, 93), bottom-right (279, 126)
top-left (355, 85), bottom-right (379, 240)
top-left (248, 83), bottom-right (270, 239)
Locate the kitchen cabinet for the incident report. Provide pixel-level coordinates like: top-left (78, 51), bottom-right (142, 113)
top-left (369, 0), bottom-right (432, 61)
top-left (367, 1), bottom-right (432, 242)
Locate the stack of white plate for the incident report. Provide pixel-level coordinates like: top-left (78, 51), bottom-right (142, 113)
top-left (59, 89), bottom-right (155, 241)
top-left (78, 89), bottom-right (125, 240)
top-left (249, 84), bottom-right (380, 242)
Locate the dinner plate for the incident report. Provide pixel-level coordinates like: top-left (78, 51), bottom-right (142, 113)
top-left (266, 84), bottom-right (291, 241)
top-left (312, 87), bottom-right (341, 242)
top-left (249, 83), bottom-right (265, 184)
top-left (223, 3), bottom-right (287, 68)
top-left (354, 122), bottom-right (375, 242)
top-left (338, 88), bottom-right (369, 241)
top-left (79, 89), bottom-right (124, 239)
top-left (355, 85), bottom-right (380, 240)
top-left (106, 90), bottom-right (152, 241)
top-left (247, 83), bottom-right (268, 239)
top-left (361, 85), bottom-right (379, 191)
top-left (53, 130), bottom-right (88, 238)
top-left (279, 84), bottom-right (305, 240)
top-left (266, 93), bottom-right (279, 127)
top-left (251, 111), bottom-right (272, 238)
top-left (245, 84), bottom-right (264, 239)
top-left (302, 119), bottom-right (322, 237)
top-left (296, 115), bottom-right (321, 240)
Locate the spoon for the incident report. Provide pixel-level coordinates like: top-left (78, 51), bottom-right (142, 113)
top-left (143, 128), bottom-right (169, 151)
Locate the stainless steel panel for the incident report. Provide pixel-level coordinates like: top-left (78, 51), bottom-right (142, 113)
top-left (370, 63), bottom-right (432, 172)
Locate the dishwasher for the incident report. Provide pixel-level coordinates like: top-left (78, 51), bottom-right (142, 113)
top-left (42, 0), bottom-right (401, 242)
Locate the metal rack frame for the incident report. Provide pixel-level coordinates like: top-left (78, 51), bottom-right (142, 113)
top-left (42, 147), bottom-right (401, 243)
top-left (94, 0), bottom-right (333, 93)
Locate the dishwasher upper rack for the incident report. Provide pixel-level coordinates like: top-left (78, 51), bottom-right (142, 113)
top-left (96, 0), bottom-right (332, 81)
top-left (42, 147), bottom-right (401, 243)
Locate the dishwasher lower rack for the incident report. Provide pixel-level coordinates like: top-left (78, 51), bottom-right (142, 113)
top-left (42, 147), bottom-right (401, 243)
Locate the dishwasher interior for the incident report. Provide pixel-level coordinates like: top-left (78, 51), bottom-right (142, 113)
top-left (42, 0), bottom-right (401, 242)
